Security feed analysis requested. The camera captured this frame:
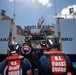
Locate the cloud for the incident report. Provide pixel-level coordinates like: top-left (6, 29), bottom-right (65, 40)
top-left (8, 0), bottom-right (20, 2)
top-left (8, 0), bottom-right (14, 2)
top-left (8, 0), bottom-right (35, 4)
top-left (57, 5), bottom-right (76, 18)
top-left (8, 0), bottom-right (28, 2)
top-left (8, 0), bottom-right (52, 6)
top-left (32, 0), bottom-right (35, 3)
top-left (38, 0), bottom-right (52, 7)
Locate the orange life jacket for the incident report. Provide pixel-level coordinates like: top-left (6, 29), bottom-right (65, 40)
top-left (49, 49), bottom-right (67, 75)
top-left (6, 55), bottom-right (24, 75)
top-left (67, 72), bottom-right (72, 75)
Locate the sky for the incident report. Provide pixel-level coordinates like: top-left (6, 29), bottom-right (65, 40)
top-left (0, 0), bottom-right (76, 28)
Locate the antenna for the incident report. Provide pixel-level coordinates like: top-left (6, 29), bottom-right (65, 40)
top-left (45, 6), bottom-right (46, 25)
top-left (13, 0), bottom-right (16, 24)
top-left (54, 0), bottom-right (57, 17)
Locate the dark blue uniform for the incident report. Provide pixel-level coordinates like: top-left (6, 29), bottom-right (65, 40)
top-left (0, 55), bottom-right (32, 75)
top-left (37, 50), bottom-right (75, 75)
top-left (19, 43), bottom-right (36, 75)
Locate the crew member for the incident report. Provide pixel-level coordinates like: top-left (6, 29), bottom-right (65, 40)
top-left (40, 40), bottom-right (49, 53)
top-left (37, 37), bottom-right (75, 75)
top-left (36, 40), bottom-right (49, 59)
top-left (19, 36), bottom-right (36, 74)
top-left (0, 42), bottom-right (32, 75)
top-left (19, 36), bottom-right (35, 59)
